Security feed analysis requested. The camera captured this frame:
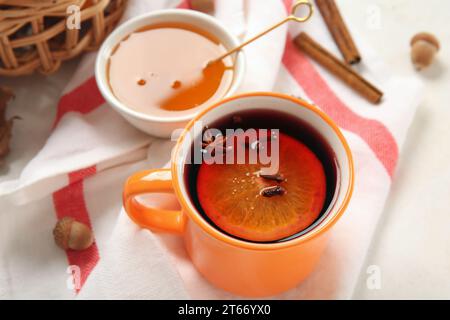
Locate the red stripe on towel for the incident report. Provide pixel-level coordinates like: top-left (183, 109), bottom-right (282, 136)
top-left (282, 0), bottom-right (398, 177)
top-left (50, 0), bottom-right (191, 293)
top-left (282, 39), bottom-right (398, 176)
top-left (54, 77), bottom-right (105, 127)
top-left (180, 0), bottom-right (190, 9)
top-left (53, 166), bottom-right (99, 292)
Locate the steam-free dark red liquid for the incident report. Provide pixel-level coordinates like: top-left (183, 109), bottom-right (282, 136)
top-left (184, 109), bottom-right (339, 243)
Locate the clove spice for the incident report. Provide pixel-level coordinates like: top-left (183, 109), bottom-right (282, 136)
top-left (202, 131), bottom-right (229, 156)
top-left (260, 185), bottom-right (286, 197)
top-left (259, 172), bottom-right (285, 182)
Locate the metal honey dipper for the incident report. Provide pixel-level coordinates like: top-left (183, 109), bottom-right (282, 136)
top-left (207, 0), bottom-right (313, 66)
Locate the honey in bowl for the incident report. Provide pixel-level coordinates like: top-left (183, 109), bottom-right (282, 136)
top-left (185, 110), bottom-right (338, 243)
top-left (107, 23), bottom-right (234, 115)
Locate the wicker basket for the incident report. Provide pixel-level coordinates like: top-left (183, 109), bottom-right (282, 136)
top-left (0, 0), bottom-right (127, 76)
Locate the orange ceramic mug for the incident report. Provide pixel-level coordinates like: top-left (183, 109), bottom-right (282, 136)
top-left (123, 92), bottom-right (354, 297)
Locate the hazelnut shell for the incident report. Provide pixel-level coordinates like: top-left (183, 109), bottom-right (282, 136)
top-left (190, 0), bottom-right (215, 13)
top-left (53, 217), bottom-right (94, 251)
top-left (410, 32), bottom-right (440, 50)
top-left (410, 32), bottom-right (440, 70)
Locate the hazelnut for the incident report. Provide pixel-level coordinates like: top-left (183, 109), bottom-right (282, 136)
top-left (53, 217), bottom-right (94, 251)
top-left (190, 0), bottom-right (215, 13)
top-left (410, 32), bottom-right (440, 70)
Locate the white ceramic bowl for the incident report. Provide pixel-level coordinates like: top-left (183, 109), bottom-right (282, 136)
top-left (95, 9), bottom-right (245, 138)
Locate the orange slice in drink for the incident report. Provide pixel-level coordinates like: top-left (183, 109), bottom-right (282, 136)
top-left (197, 131), bottom-right (327, 242)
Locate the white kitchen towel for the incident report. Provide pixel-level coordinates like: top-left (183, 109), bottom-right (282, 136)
top-left (0, 0), bottom-right (423, 299)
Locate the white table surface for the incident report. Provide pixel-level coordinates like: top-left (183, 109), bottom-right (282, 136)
top-left (341, 0), bottom-right (450, 299)
top-left (1, 0), bottom-right (449, 299)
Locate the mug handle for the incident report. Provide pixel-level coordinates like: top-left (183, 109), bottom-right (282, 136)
top-left (123, 168), bottom-right (186, 234)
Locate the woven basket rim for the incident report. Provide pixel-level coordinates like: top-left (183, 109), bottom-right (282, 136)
top-left (0, 0), bottom-right (127, 76)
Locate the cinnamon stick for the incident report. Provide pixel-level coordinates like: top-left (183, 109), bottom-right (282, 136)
top-left (316, 0), bottom-right (361, 64)
top-left (294, 32), bottom-right (383, 104)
